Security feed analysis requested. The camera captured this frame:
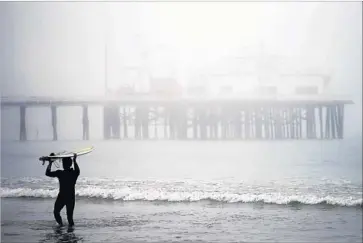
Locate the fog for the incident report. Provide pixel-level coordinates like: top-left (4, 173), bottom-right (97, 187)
top-left (0, 2), bottom-right (361, 140)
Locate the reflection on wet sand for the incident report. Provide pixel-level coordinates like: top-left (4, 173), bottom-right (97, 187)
top-left (39, 226), bottom-right (82, 243)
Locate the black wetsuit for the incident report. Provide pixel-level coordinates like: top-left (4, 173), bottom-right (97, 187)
top-left (46, 166), bottom-right (79, 226)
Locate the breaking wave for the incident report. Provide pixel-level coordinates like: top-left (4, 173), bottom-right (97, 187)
top-left (1, 177), bottom-right (361, 207)
top-left (1, 187), bottom-right (361, 207)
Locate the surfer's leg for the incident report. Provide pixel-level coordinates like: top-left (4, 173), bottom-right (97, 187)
top-left (66, 198), bottom-right (75, 226)
top-left (54, 196), bottom-right (65, 226)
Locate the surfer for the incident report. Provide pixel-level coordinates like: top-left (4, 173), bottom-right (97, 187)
top-left (44, 153), bottom-right (80, 227)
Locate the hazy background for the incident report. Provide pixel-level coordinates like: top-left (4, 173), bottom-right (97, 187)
top-left (1, 4), bottom-right (362, 242)
top-left (0, 2), bottom-right (361, 140)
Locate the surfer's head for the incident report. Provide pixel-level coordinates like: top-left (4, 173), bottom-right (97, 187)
top-left (62, 157), bottom-right (72, 170)
top-left (49, 153), bottom-right (56, 163)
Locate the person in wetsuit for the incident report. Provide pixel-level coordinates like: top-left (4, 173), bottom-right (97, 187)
top-left (44, 153), bottom-right (80, 227)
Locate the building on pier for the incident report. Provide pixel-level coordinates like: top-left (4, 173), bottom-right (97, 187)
top-left (1, 46), bottom-right (351, 141)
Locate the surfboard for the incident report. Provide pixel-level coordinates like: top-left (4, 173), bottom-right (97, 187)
top-left (39, 146), bottom-right (94, 161)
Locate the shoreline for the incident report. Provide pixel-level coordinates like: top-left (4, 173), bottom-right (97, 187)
top-left (2, 197), bottom-right (362, 243)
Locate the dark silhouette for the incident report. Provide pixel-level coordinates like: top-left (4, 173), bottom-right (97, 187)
top-left (42, 153), bottom-right (80, 227)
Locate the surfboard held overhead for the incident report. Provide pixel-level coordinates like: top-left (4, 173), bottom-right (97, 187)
top-left (39, 146), bottom-right (94, 161)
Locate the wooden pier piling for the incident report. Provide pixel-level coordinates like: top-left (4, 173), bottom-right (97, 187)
top-left (19, 106), bottom-right (27, 141)
top-left (319, 106), bottom-right (323, 139)
top-left (122, 107), bottom-right (128, 139)
top-left (51, 106), bottom-right (58, 141)
top-left (325, 106), bottom-right (331, 139)
top-left (1, 96), bottom-right (352, 141)
top-left (337, 104), bottom-right (344, 139)
top-left (82, 105), bottom-right (89, 140)
top-left (103, 106), bottom-right (111, 140)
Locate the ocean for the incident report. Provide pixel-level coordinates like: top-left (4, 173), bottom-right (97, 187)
top-left (1, 139), bottom-right (362, 242)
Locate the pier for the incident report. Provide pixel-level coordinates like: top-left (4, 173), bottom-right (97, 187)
top-left (1, 95), bottom-right (353, 141)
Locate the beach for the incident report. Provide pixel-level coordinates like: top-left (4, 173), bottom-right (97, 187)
top-left (1, 139), bottom-right (362, 242)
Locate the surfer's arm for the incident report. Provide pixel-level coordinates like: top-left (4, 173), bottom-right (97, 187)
top-left (45, 162), bottom-right (59, 177)
top-left (73, 153), bottom-right (80, 176)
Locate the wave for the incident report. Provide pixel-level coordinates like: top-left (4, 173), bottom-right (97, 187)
top-left (1, 187), bottom-right (361, 207)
